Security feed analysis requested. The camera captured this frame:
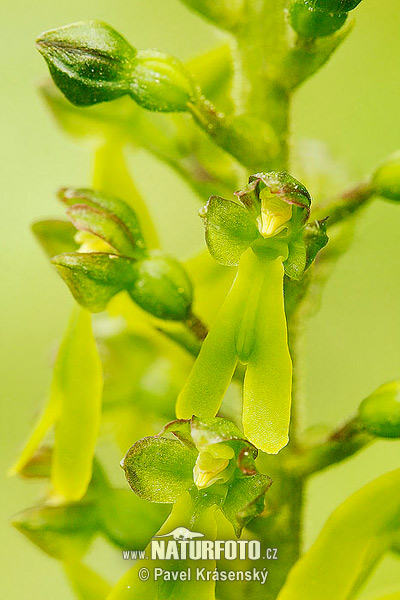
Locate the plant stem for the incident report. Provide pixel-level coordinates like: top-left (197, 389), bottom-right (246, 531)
top-left (185, 311), bottom-right (208, 341)
top-left (234, 0), bottom-right (290, 165)
top-left (284, 418), bottom-right (374, 477)
top-left (227, 3), bottom-right (308, 594)
top-left (315, 181), bottom-right (374, 226)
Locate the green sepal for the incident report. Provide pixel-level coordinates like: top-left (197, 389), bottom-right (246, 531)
top-left (289, 1), bottom-right (348, 39)
top-left (162, 419), bottom-right (197, 449)
top-left (201, 195), bottom-right (259, 266)
top-left (190, 416), bottom-right (256, 452)
top-left (304, 219), bottom-right (329, 269)
top-left (249, 171), bottom-right (311, 219)
top-left (234, 178), bottom-right (261, 215)
top-left (36, 21), bottom-right (137, 106)
top-left (32, 219), bottom-right (79, 257)
top-left (130, 50), bottom-right (197, 112)
top-left (58, 187), bottom-right (146, 256)
top-left (12, 503), bottom-right (98, 560)
top-left (358, 381), bottom-right (400, 439)
top-left (284, 234), bottom-right (307, 280)
top-left (121, 436), bottom-right (196, 503)
top-left (163, 416), bottom-right (258, 458)
top-left (127, 252), bottom-right (193, 321)
top-left (52, 252), bottom-right (134, 313)
top-left (222, 474), bottom-right (272, 537)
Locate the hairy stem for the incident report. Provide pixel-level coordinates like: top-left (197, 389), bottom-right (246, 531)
top-left (234, 0), bottom-right (290, 165)
top-left (284, 418), bottom-right (374, 477)
top-left (315, 181), bottom-right (374, 226)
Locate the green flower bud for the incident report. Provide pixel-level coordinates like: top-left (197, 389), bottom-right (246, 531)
top-left (37, 21), bottom-right (197, 113)
top-left (130, 50), bottom-right (197, 112)
top-left (36, 21), bottom-right (137, 106)
top-left (372, 152), bottom-right (400, 202)
top-left (307, 0), bottom-right (362, 12)
top-left (128, 252), bottom-right (193, 321)
top-left (358, 382), bottom-right (400, 438)
top-left (289, 1), bottom-right (348, 38)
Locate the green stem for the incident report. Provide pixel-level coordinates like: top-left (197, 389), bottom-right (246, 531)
top-left (233, 0), bottom-right (290, 167)
top-left (284, 418), bottom-right (374, 477)
top-left (188, 96), bottom-right (282, 171)
top-left (315, 181), bottom-right (374, 226)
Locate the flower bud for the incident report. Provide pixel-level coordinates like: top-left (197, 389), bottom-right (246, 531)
top-left (289, 1), bottom-right (348, 38)
top-left (130, 50), bottom-right (197, 112)
top-left (36, 20), bottom-right (137, 106)
top-left (307, 0), bottom-right (362, 12)
top-left (128, 252), bottom-right (193, 321)
top-left (358, 382), bottom-right (400, 439)
top-left (372, 153), bottom-right (400, 202)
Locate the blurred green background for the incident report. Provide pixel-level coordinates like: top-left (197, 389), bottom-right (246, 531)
top-left (1, 0), bottom-right (399, 597)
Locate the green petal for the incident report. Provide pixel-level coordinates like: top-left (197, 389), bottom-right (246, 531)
top-left (52, 252), bottom-right (134, 312)
top-left (284, 234), bottom-right (307, 280)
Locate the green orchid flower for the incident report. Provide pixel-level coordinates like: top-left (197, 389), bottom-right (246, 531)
top-left (111, 416), bottom-right (271, 599)
top-left (177, 172), bottom-right (328, 454)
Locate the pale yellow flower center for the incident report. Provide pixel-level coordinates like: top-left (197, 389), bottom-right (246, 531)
top-left (193, 444), bottom-right (235, 490)
top-left (257, 195), bottom-right (292, 238)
